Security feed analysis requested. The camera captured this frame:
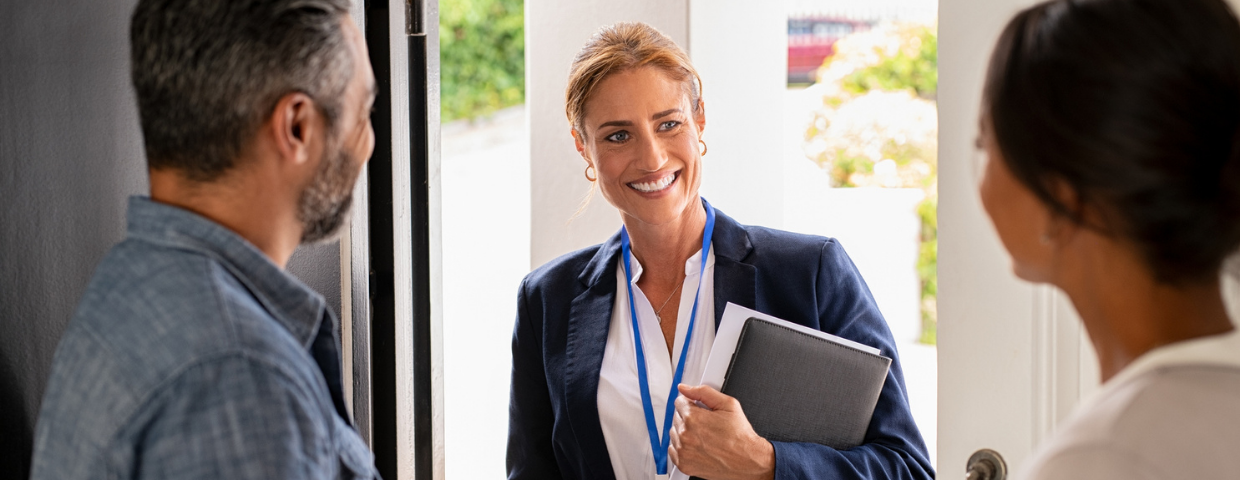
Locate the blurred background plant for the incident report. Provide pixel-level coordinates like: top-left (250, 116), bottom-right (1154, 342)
top-left (803, 21), bottom-right (938, 344)
top-left (440, 0), bottom-right (524, 122)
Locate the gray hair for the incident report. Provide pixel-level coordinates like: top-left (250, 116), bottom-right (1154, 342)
top-left (131, 0), bottom-right (354, 181)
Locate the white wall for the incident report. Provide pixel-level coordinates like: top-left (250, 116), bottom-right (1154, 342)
top-left (689, 0), bottom-right (788, 230)
top-left (527, 0), bottom-right (689, 269)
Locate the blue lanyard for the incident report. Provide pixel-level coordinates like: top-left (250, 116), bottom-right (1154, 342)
top-left (620, 197), bottom-right (715, 475)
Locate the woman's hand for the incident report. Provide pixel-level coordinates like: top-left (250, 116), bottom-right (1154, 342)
top-left (668, 384), bottom-right (776, 480)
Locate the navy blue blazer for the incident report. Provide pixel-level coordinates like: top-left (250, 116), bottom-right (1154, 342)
top-left (507, 206), bottom-right (934, 480)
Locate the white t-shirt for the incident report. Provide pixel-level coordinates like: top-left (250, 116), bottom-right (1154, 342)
top-left (597, 247), bottom-right (716, 480)
top-left (1017, 329), bottom-right (1240, 480)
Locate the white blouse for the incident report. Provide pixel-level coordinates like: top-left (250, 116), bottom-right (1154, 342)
top-left (1017, 328), bottom-right (1240, 480)
top-left (598, 246), bottom-right (716, 480)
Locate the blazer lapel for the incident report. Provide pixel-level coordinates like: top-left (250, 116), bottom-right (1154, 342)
top-left (563, 234), bottom-right (621, 479)
top-left (709, 207), bottom-right (757, 330)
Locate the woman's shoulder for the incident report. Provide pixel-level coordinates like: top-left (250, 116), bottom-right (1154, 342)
top-left (709, 206), bottom-right (840, 255)
top-left (1081, 365), bottom-right (1240, 437)
top-left (743, 224), bottom-right (836, 249)
top-left (522, 242), bottom-right (611, 293)
top-left (1024, 366), bottom-right (1240, 480)
top-left (731, 221), bottom-right (851, 267)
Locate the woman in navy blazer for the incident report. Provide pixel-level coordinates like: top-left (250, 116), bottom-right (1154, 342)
top-left (507, 22), bottom-right (932, 480)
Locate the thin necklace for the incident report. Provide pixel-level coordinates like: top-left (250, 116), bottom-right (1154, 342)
top-left (654, 277), bottom-right (685, 323)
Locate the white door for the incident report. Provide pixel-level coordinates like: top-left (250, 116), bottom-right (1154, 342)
top-left (938, 1), bottom-right (1098, 474)
top-left (938, 0), bottom-right (1240, 477)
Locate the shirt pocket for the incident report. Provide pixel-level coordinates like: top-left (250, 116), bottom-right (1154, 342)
top-left (335, 418), bottom-right (381, 480)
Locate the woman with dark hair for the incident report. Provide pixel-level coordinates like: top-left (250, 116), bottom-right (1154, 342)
top-left (979, 0), bottom-right (1240, 478)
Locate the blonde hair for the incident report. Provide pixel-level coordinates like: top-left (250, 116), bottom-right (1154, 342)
top-left (565, 22), bottom-right (703, 139)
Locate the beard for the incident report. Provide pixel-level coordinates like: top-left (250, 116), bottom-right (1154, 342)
top-left (297, 138), bottom-right (361, 245)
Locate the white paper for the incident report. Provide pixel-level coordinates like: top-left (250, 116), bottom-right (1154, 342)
top-left (695, 303), bottom-right (880, 391)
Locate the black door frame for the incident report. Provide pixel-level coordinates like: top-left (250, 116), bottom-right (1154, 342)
top-left (364, 0), bottom-right (436, 478)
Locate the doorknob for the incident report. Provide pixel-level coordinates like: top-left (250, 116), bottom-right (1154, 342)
top-left (965, 448), bottom-right (1007, 480)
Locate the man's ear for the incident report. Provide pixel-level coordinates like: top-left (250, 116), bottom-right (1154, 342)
top-left (269, 92), bottom-right (322, 167)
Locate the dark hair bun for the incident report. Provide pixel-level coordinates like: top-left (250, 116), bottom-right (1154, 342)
top-left (984, 0), bottom-right (1240, 284)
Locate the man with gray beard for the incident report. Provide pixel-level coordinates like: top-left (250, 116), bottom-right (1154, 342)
top-left (28, 0), bottom-right (379, 478)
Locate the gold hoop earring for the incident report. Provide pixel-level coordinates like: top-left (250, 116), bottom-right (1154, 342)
top-left (584, 165), bottom-right (597, 182)
top-left (699, 139), bottom-right (708, 157)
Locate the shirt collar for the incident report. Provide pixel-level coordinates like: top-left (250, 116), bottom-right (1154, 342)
top-left (578, 199), bottom-right (751, 288)
top-left (1107, 327), bottom-right (1240, 389)
top-left (626, 246), bottom-right (717, 284)
top-left (125, 196), bottom-right (327, 347)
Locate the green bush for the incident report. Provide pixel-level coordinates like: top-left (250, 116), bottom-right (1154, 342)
top-left (439, 0), bottom-right (524, 122)
top-left (916, 192), bottom-right (937, 345)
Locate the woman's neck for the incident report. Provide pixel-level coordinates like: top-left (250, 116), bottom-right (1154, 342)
top-left (623, 200), bottom-right (708, 286)
top-left (1060, 249), bottom-right (1233, 382)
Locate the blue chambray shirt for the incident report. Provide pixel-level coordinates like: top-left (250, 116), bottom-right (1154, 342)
top-left (30, 197), bottom-right (379, 479)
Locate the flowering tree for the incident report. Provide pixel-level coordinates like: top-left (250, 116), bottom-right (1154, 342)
top-left (804, 22), bottom-right (939, 344)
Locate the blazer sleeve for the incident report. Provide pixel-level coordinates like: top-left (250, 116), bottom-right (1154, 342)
top-left (506, 278), bottom-right (563, 479)
top-left (768, 240), bottom-right (934, 480)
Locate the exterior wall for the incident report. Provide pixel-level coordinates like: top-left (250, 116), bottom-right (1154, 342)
top-left (689, 0), bottom-right (788, 230)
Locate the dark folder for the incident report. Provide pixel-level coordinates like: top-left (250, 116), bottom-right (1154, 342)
top-left (720, 317), bottom-right (891, 449)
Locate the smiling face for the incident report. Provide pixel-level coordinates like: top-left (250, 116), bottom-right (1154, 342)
top-left (575, 66), bottom-right (705, 227)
